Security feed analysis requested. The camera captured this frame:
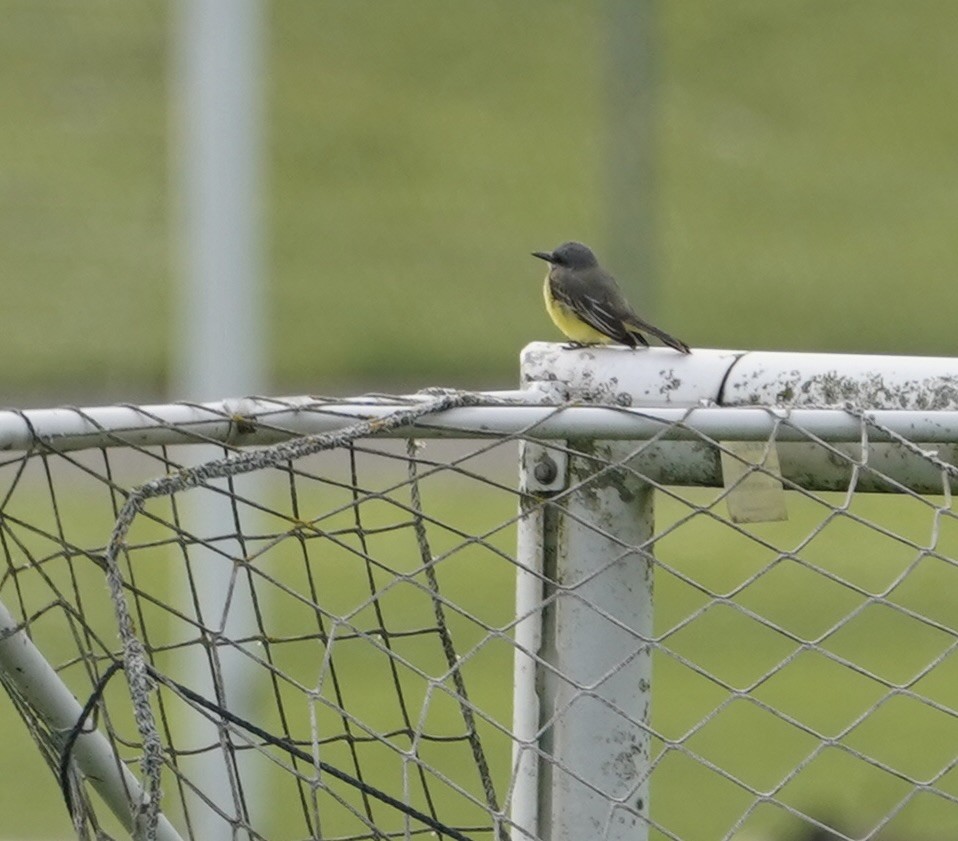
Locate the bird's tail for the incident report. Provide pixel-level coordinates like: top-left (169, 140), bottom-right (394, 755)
top-left (625, 318), bottom-right (691, 354)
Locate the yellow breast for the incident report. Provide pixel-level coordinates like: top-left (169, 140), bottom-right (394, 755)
top-left (542, 274), bottom-right (611, 344)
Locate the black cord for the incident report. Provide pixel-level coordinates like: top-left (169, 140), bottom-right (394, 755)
top-left (59, 662), bottom-right (483, 841)
top-left (58, 660), bottom-right (124, 819)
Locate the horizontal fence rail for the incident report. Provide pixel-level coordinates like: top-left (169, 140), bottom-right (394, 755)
top-left (4, 398), bottom-right (958, 449)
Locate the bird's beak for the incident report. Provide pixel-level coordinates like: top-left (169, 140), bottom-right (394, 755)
top-left (531, 251), bottom-right (553, 263)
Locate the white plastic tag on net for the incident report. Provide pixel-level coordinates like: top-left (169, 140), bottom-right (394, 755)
top-left (720, 440), bottom-right (788, 523)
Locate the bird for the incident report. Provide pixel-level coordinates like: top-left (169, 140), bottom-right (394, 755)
top-left (532, 241), bottom-right (691, 354)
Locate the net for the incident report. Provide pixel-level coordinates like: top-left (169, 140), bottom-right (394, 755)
top-left (1, 393), bottom-right (956, 840)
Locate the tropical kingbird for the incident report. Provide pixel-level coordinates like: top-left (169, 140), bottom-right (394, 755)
top-left (532, 241), bottom-right (691, 353)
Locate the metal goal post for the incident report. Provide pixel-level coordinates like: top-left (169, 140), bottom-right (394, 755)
top-left (1, 343), bottom-right (958, 840)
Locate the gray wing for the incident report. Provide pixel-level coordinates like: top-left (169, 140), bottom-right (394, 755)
top-left (550, 269), bottom-right (646, 347)
top-left (552, 268), bottom-right (691, 353)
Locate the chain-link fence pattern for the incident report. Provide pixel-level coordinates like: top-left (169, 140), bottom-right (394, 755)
top-left (1, 394), bottom-right (956, 840)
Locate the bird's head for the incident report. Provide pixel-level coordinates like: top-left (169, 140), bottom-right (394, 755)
top-left (531, 241), bottom-right (598, 270)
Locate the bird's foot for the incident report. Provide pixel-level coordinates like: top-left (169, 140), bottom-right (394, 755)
top-left (561, 341), bottom-right (597, 350)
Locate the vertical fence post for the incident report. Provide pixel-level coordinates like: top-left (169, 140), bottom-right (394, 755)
top-left (172, 1), bottom-right (266, 837)
top-left (516, 439), bottom-right (654, 841)
top-left (512, 481), bottom-right (547, 841)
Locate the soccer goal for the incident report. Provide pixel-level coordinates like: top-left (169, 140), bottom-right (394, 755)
top-left (2, 343), bottom-right (958, 841)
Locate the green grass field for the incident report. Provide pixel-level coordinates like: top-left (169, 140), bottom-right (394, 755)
top-left (3, 2), bottom-right (958, 398)
top-left (3, 3), bottom-right (958, 839)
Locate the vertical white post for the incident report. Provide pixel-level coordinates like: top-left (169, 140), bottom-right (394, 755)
top-left (515, 440), bottom-right (654, 841)
top-left (512, 483), bottom-right (546, 841)
top-left (171, 2), bottom-right (266, 838)
top-left (172, 0), bottom-right (266, 400)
